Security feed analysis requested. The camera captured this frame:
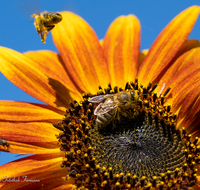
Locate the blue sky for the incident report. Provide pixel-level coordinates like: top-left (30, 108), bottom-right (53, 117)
top-left (0, 0), bottom-right (199, 166)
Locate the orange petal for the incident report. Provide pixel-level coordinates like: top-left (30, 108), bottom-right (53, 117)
top-left (194, 183), bottom-right (200, 190)
top-left (156, 47), bottom-right (200, 94)
top-left (0, 154), bottom-right (63, 179)
top-left (99, 39), bottom-right (103, 46)
top-left (161, 48), bottom-right (200, 106)
top-left (177, 84), bottom-right (200, 131)
top-left (165, 69), bottom-right (200, 112)
top-left (52, 184), bottom-right (73, 190)
top-left (168, 39), bottom-right (200, 66)
top-left (181, 110), bottom-right (200, 136)
top-left (138, 49), bottom-right (148, 68)
top-left (1, 141), bottom-right (60, 155)
top-left (52, 12), bottom-right (110, 93)
top-left (0, 154), bottom-right (72, 190)
top-left (167, 81), bottom-right (199, 115)
top-left (157, 40), bottom-right (200, 93)
top-left (24, 50), bottom-right (82, 100)
top-left (0, 122), bottom-right (61, 154)
top-left (102, 15), bottom-right (141, 87)
top-left (0, 47), bottom-right (80, 111)
top-left (0, 101), bottom-right (63, 122)
top-left (138, 6), bottom-right (200, 86)
top-left (194, 176), bottom-right (200, 190)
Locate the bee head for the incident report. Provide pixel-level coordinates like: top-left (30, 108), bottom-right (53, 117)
top-left (55, 13), bottom-right (63, 22)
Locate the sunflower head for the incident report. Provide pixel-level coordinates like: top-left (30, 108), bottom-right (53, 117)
top-left (55, 81), bottom-right (199, 189)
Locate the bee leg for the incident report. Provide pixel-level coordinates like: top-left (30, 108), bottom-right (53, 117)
top-left (45, 25), bottom-right (55, 32)
top-left (111, 109), bottom-right (118, 130)
top-left (40, 32), bottom-right (45, 43)
top-left (41, 26), bottom-right (55, 43)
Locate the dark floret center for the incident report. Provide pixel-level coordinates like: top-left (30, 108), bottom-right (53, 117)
top-left (90, 112), bottom-right (186, 182)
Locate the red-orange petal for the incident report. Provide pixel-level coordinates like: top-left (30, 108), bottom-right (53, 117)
top-left (1, 141), bottom-right (60, 155)
top-left (99, 39), bottom-right (103, 46)
top-left (24, 50), bottom-right (82, 101)
top-left (165, 69), bottom-right (200, 111)
top-left (0, 47), bottom-right (80, 111)
top-left (138, 6), bottom-right (200, 86)
top-left (52, 184), bottom-right (73, 190)
top-left (177, 83), bottom-right (200, 131)
top-left (52, 12), bottom-right (110, 93)
top-left (162, 49), bottom-right (200, 108)
top-left (167, 81), bottom-right (199, 115)
top-left (102, 15), bottom-right (141, 87)
top-left (138, 49), bottom-right (148, 68)
top-left (0, 122), bottom-right (61, 154)
top-left (0, 154), bottom-right (71, 190)
top-left (194, 183), bottom-right (200, 190)
top-left (167, 39), bottom-right (200, 68)
top-left (0, 101), bottom-right (63, 122)
top-left (156, 47), bottom-right (200, 95)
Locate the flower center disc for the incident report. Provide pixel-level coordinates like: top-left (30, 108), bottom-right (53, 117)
top-left (56, 81), bottom-right (199, 189)
top-left (90, 114), bottom-right (186, 182)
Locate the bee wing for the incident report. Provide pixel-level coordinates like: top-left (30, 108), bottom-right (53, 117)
top-left (15, 0), bottom-right (42, 20)
top-left (88, 94), bottom-right (114, 103)
top-left (94, 101), bottom-right (119, 115)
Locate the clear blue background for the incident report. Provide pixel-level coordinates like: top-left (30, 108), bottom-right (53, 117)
top-left (0, 0), bottom-right (200, 165)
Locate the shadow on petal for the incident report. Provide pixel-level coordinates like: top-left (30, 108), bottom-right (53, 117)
top-left (48, 78), bottom-right (81, 109)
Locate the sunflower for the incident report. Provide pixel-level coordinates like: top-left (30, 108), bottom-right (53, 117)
top-left (0, 5), bottom-right (200, 190)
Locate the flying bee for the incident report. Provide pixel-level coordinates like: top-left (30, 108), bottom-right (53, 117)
top-left (88, 90), bottom-right (139, 129)
top-left (0, 138), bottom-right (10, 149)
top-left (31, 11), bottom-right (62, 43)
